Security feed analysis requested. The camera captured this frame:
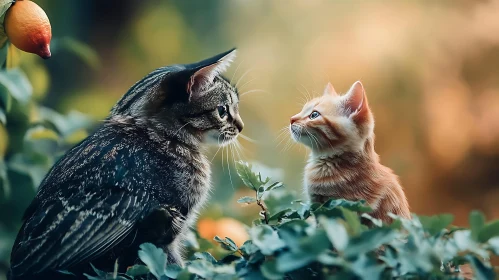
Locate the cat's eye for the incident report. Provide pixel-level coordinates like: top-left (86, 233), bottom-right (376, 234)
top-left (309, 111), bottom-right (320, 119)
top-left (217, 105), bottom-right (228, 118)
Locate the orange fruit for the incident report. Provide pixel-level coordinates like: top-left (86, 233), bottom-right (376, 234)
top-left (214, 218), bottom-right (249, 247)
top-left (197, 217), bottom-right (249, 247)
top-left (4, 0), bottom-right (52, 59)
top-left (197, 218), bottom-right (218, 241)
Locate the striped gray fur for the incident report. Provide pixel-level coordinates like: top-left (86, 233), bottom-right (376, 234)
top-left (8, 49), bottom-right (242, 280)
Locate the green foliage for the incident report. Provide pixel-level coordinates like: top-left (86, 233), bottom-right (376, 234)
top-left (0, 34), bottom-right (498, 279)
top-left (0, 37), bottom-right (98, 277)
top-left (82, 161), bottom-right (499, 280)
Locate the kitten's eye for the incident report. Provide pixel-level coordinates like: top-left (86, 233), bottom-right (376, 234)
top-left (309, 111), bottom-right (320, 119)
top-left (217, 105), bottom-right (228, 118)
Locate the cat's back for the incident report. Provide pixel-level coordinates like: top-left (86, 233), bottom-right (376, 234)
top-left (29, 121), bottom-right (211, 219)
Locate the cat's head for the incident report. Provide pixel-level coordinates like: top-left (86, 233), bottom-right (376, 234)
top-left (111, 49), bottom-right (243, 146)
top-left (290, 81), bottom-right (374, 155)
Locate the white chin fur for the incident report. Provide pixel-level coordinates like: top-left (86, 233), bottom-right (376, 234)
top-left (204, 130), bottom-right (236, 146)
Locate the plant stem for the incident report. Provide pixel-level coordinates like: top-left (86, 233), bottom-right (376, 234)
top-left (257, 200), bottom-right (269, 224)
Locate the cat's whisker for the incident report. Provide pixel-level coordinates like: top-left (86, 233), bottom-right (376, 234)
top-left (300, 84), bottom-right (314, 101)
top-left (235, 68), bottom-right (253, 89)
top-left (238, 133), bottom-right (258, 143)
top-left (230, 59), bottom-right (244, 85)
top-left (235, 140), bottom-right (247, 154)
top-left (211, 132), bottom-right (227, 162)
top-left (275, 128), bottom-right (291, 149)
top-left (240, 89), bottom-right (268, 98)
top-left (226, 144), bottom-right (235, 190)
top-left (233, 143), bottom-right (243, 161)
top-left (239, 77), bottom-right (257, 90)
top-left (275, 125), bottom-right (291, 142)
top-left (172, 122), bottom-right (192, 138)
top-left (296, 86), bottom-right (310, 103)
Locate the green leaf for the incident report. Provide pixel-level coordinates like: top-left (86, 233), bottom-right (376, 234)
top-left (418, 214), bottom-right (454, 236)
top-left (249, 225), bottom-right (286, 255)
top-left (351, 254), bottom-right (386, 280)
top-left (467, 255), bottom-right (496, 280)
top-left (235, 161), bottom-right (262, 191)
top-left (323, 198), bottom-right (372, 213)
top-left (477, 220), bottom-right (499, 243)
top-left (265, 182), bottom-right (283, 192)
top-left (165, 264), bottom-right (182, 279)
top-left (0, 0), bottom-right (13, 48)
top-left (0, 107), bottom-right (5, 124)
top-left (0, 69), bottom-right (32, 105)
top-left (25, 126), bottom-right (60, 141)
top-left (237, 196), bottom-right (257, 204)
top-left (214, 236), bottom-right (238, 252)
top-left (340, 207), bottom-right (362, 236)
top-left (260, 259), bottom-right (283, 279)
top-left (344, 228), bottom-right (397, 258)
top-left (138, 243), bottom-right (167, 278)
top-left (470, 210), bottom-right (486, 241)
top-left (126, 265), bottom-right (150, 277)
top-left (51, 37), bottom-right (101, 70)
top-left (0, 85), bottom-right (11, 112)
top-left (319, 217), bottom-right (349, 251)
top-left (84, 264), bottom-right (107, 279)
top-left (276, 250), bottom-right (316, 273)
top-left (192, 252), bottom-right (217, 264)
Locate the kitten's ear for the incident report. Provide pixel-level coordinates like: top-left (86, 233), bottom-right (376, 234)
top-left (187, 48), bottom-right (236, 100)
top-left (343, 81), bottom-right (369, 121)
top-left (323, 82), bottom-right (338, 97)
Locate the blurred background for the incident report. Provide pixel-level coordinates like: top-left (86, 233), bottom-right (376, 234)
top-left (2, 0), bottom-right (499, 277)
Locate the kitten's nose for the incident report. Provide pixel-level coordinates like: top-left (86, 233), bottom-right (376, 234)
top-left (290, 115), bottom-right (299, 124)
top-left (235, 116), bottom-right (244, 132)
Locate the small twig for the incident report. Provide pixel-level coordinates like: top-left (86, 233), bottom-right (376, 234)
top-left (257, 200), bottom-right (269, 224)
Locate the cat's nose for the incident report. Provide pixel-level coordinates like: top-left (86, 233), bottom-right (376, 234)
top-left (290, 115), bottom-right (299, 124)
top-left (235, 116), bottom-right (244, 132)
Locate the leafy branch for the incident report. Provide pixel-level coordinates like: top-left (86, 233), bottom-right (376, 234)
top-left (235, 161), bottom-right (283, 225)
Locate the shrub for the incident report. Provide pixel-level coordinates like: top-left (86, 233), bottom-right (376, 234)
top-left (81, 162), bottom-right (499, 280)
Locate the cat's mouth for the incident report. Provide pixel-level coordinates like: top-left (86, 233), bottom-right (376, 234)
top-left (204, 130), bottom-right (239, 146)
top-left (290, 124), bottom-right (304, 142)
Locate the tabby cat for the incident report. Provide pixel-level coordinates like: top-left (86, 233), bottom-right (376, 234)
top-left (290, 81), bottom-right (410, 223)
top-left (9, 49), bottom-right (243, 280)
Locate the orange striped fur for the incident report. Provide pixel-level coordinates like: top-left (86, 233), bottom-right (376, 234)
top-left (290, 81), bottom-right (410, 224)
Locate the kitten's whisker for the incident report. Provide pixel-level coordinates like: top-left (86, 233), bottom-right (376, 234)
top-left (226, 145), bottom-right (234, 190)
top-left (305, 129), bottom-right (319, 151)
top-left (240, 89), bottom-right (267, 97)
top-left (296, 86), bottom-right (310, 103)
top-left (239, 77), bottom-right (257, 90)
top-left (276, 129), bottom-right (291, 149)
top-left (230, 59), bottom-right (245, 85)
top-left (299, 84), bottom-right (313, 101)
top-left (211, 132), bottom-right (227, 162)
top-left (172, 122), bottom-right (191, 138)
top-left (239, 133), bottom-right (258, 143)
top-left (233, 142), bottom-right (243, 160)
top-left (275, 126), bottom-right (291, 142)
top-left (235, 68), bottom-right (253, 89)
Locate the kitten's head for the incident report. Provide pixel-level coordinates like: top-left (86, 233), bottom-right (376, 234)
top-left (290, 81), bottom-right (374, 155)
top-left (111, 49), bottom-right (243, 146)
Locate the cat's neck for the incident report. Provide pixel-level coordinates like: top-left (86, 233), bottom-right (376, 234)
top-left (308, 137), bottom-right (379, 166)
top-left (106, 114), bottom-right (203, 150)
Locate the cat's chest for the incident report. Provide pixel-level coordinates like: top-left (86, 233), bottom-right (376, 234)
top-left (304, 158), bottom-right (358, 191)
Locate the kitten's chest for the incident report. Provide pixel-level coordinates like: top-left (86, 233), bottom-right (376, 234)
top-left (304, 158), bottom-right (357, 194)
top-left (174, 147), bottom-right (211, 210)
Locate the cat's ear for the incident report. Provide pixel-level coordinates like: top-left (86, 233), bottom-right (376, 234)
top-left (343, 81), bottom-right (369, 121)
top-left (323, 82), bottom-right (338, 97)
top-left (187, 49), bottom-right (236, 100)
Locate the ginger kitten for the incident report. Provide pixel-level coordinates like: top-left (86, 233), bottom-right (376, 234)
top-left (290, 81), bottom-right (410, 224)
